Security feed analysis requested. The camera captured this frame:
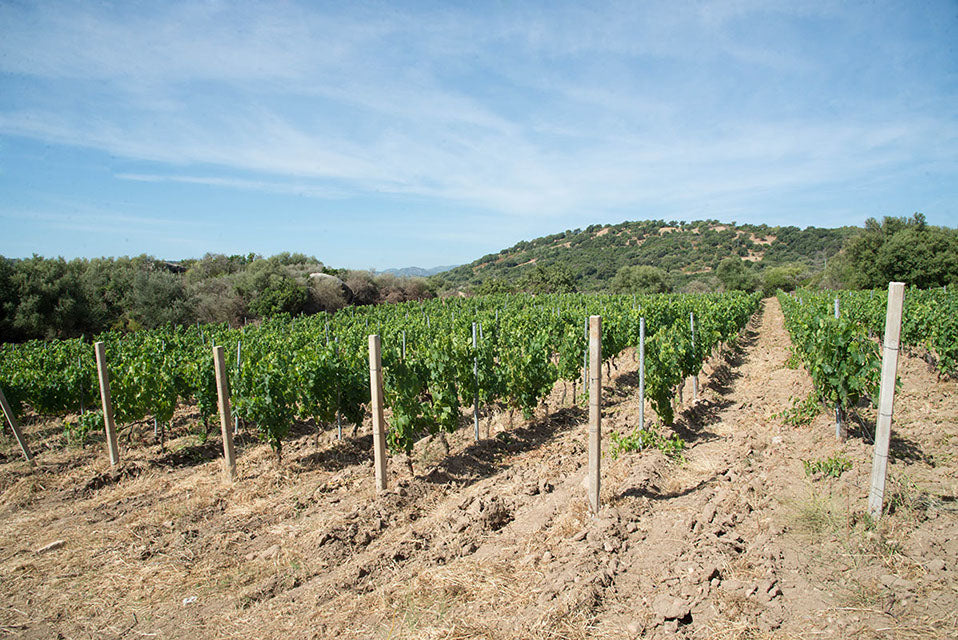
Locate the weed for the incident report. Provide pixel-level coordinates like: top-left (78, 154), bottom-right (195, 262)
top-left (784, 349), bottom-right (803, 370)
top-left (775, 392), bottom-right (820, 427)
top-left (792, 491), bottom-right (844, 536)
top-left (802, 453), bottom-right (852, 479)
top-left (609, 423), bottom-right (686, 461)
top-left (63, 410), bottom-right (102, 446)
top-left (884, 473), bottom-right (931, 517)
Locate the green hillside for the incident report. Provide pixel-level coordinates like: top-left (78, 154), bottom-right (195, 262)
top-left (435, 219), bottom-right (857, 293)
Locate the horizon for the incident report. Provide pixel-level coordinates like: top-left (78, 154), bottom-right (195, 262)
top-left (2, 1), bottom-right (956, 269)
top-left (1, 216), bottom-right (870, 271)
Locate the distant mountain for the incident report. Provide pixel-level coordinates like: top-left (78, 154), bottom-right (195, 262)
top-left (434, 219), bottom-right (858, 291)
top-left (382, 265), bottom-right (458, 278)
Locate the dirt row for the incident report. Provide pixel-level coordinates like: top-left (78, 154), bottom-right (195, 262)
top-left (1, 297), bottom-right (956, 639)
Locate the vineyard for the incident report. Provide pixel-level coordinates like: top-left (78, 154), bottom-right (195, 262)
top-left (1, 291), bottom-right (957, 639)
top-left (0, 291), bottom-right (760, 468)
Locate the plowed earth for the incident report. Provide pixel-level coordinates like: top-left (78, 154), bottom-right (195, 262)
top-left (1, 298), bottom-right (956, 639)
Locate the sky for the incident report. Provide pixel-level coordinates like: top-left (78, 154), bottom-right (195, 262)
top-left (1, 1), bottom-right (956, 270)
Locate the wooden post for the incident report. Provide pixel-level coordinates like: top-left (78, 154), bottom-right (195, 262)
top-left (639, 317), bottom-right (645, 431)
top-left (588, 315), bottom-right (602, 515)
top-left (0, 385), bottom-right (34, 466)
top-left (369, 335), bottom-right (387, 492)
top-left (213, 346), bottom-right (238, 482)
top-left (868, 282), bottom-right (905, 520)
top-left (94, 342), bottom-right (120, 467)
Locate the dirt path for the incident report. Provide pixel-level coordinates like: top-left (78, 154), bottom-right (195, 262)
top-left (1, 298), bottom-right (956, 639)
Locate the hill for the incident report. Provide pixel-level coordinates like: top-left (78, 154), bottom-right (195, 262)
top-left (382, 265), bottom-right (457, 278)
top-left (436, 219), bottom-right (857, 292)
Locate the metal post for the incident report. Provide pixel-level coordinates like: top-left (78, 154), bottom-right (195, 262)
top-left (335, 339), bottom-right (342, 441)
top-left (582, 316), bottom-right (589, 399)
top-left (639, 317), bottom-right (645, 431)
top-left (234, 341), bottom-right (242, 435)
top-left (690, 311), bottom-right (697, 401)
top-left (834, 296), bottom-right (845, 440)
top-left (473, 322), bottom-right (479, 441)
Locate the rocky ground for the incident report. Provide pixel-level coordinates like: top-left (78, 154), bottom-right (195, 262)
top-left (1, 297), bottom-right (956, 639)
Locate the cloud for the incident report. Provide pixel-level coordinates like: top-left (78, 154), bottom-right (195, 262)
top-left (1, 0), bottom-right (955, 226)
top-left (113, 173), bottom-right (351, 199)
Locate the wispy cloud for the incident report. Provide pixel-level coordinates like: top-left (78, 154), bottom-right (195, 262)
top-left (113, 173), bottom-right (351, 199)
top-left (1, 0), bottom-right (955, 244)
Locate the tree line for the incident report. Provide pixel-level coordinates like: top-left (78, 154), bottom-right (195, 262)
top-left (0, 252), bottom-right (435, 342)
top-left (3, 214), bottom-right (955, 343)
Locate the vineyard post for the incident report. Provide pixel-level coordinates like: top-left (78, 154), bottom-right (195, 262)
top-left (94, 342), bottom-right (120, 467)
top-left (212, 346), bottom-right (238, 482)
top-left (588, 315), bottom-right (602, 515)
top-left (472, 322), bottom-right (479, 442)
top-left (0, 384), bottom-right (35, 467)
top-left (369, 335), bottom-right (387, 493)
top-left (868, 282), bottom-right (905, 520)
top-left (834, 297), bottom-right (845, 441)
top-left (639, 317), bottom-right (645, 431)
top-left (401, 330), bottom-right (406, 360)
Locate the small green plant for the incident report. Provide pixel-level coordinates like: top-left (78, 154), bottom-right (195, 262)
top-left (63, 410), bottom-right (103, 446)
top-left (802, 453), bottom-right (852, 478)
top-left (776, 392), bottom-right (820, 427)
top-left (784, 349), bottom-right (803, 370)
top-left (610, 423), bottom-right (686, 461)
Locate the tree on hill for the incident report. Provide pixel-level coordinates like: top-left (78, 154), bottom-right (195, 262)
top-left (611, 265), bottom-right (670, 294)
top-left (716, 257), bottom-right (757, 291)
top-left (518, 265), bottom-right (576, 294)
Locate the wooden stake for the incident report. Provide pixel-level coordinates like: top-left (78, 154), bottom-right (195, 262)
top-left (369, 335), bottom-right (387, 493)
top-left (213, 346), bottom-right (237, 482)
top-left (868, 282), bottom-right (905, 520)
top-left (588, 315), bottom-right (602, 515)
top-left (94, 341), bottom-right (120, 467)
top-left (0, 384), bottom-right (35, 466)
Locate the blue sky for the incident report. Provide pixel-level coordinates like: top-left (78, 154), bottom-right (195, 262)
top-left (1, 1), bottom-right (956, 270)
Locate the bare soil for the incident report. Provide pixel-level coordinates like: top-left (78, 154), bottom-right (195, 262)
top-left (1, 298), bottom-right (956, 639)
